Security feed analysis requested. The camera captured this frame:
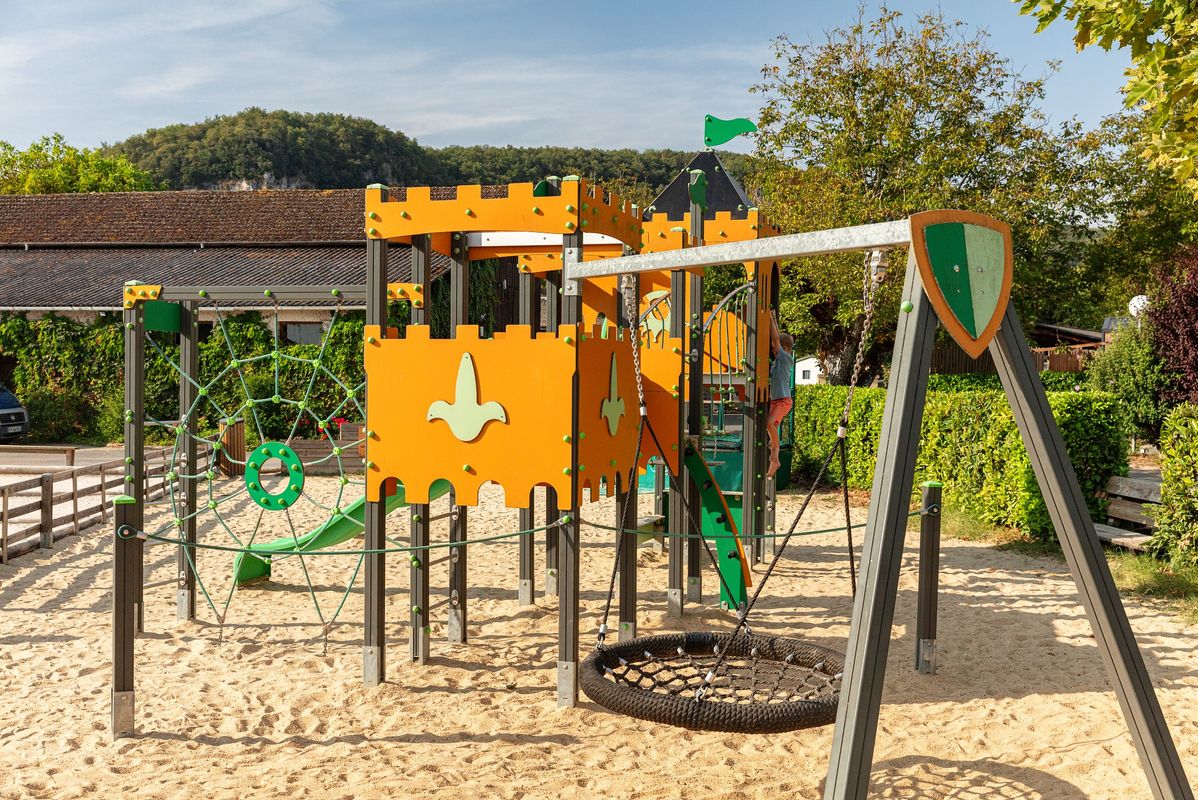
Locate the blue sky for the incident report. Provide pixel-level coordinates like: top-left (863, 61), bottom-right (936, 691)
top-left (0, 1), bottom-right (1130, 153)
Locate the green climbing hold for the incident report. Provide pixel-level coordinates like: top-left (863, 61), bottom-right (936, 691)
top-left (244, 441), bottom-right (305, 512)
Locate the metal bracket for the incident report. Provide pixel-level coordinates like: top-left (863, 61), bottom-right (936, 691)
top-left (111, 690), bottom-right (135, 738)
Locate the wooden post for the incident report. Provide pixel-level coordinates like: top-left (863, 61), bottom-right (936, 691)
top-left (177, 299), bottom-right (199, 621)
top-left (1, 487), bottom-right (8, 564)
top-left (824, 254), bottom-right (937, 800)
top-left (543, 272), bottom-right (561, 597)
top-left (915, 481), bottom-right (942, 674)
top-left (363, 229), bottom-right (388, 687)
top-left (39, 473), bottom-right (53, 549)
top-left (447, 231), bottom-right (470, 644)
top-left (517, 269), bottom-right (539, 606)
top-left (111, 496), bottom-right (138, 738)
top-left (409, 232), bottom-right (432, 664)
top-left (558, 226), bottom-right (583, 707)
top-left (990, 305), bottom-right (1193, 800)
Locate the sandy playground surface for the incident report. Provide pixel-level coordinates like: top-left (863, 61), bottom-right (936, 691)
top-left (0, 476), bottom-right (1196, 799)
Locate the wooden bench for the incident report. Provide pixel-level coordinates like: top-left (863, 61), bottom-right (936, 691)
top-left (636, 514), bottom-right (665, 552)
top-left (1093, 474), bottom-right (1159, 553)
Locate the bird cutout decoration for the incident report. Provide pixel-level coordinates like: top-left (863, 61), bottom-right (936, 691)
top-left (427, 352), bottom-right (508, 442)
top-left (600, 352), bottom-right (625, 436)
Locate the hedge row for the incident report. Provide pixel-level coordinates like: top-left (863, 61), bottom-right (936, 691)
top-left (789, 385), bottom-right (1128, 541)
top-left (1152, 404), bottom-right (1198, 566)
top-left (925, 371), bottom-right (1085, 393)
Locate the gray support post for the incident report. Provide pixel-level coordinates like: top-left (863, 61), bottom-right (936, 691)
top-left (447, 496), bottom-right (468, 643)
top-left (558, 229), bottom-right (583, 707)
top-left (666, 266), bottom-right (687, 617)
top-left (446, 232), bottom-right (470, 643)
top-left (915, 481), bottom-right (942, 675)
top-left (410, 502), bottom-right (430, 663)
top-left (990, 306), bottom-right (1193, 800)
top-left (824, 254), bottom-right (937, 800)
top-left (111, 497), bottom-right (137, 738)
top-left (517, 270), bottom-right (539, 606)
top-left (124, 304), bottom-right (145, 634)
top-left (742, 274), bottom-right (762, 565)
top-left (685, 196), bottom-right (705, 603)
top-left (544, 272), bottom-right (562, 596)
top-left (617, 477), bottom-right (638, 641)
top-left (408, 232), bottom-right (432, 663)
top-left (176, 300), bottom-right (199, 621)
top-left (363, 233), bottom-right (388, 687)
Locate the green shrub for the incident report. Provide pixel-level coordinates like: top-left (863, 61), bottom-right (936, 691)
top-left (1151, 404), bottom-right (1198, 566)
top-left (23, 387), bottom-right (103, 444)
top-left (790, 385), bottom-right (1128, 540)
top-left (1085, 322), bottom-right (1167, 440)
top-left (925, 371), bottom-right (1082, 392)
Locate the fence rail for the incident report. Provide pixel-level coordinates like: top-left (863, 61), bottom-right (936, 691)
top-left (0, 448), bottom-right (180, 564)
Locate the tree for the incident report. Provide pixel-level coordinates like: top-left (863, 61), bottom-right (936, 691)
top-left (1080, 113), bottom-right (1198, 317)
top-left (1019, 0), bottom-right (1198, 197)
top-left (0, 134), bottom-right (159, 193)
top-left (1085, 320), bottom-right (1167, 440)
top-left (107, 108), bottom-right (441, 189)
top-left (1149, 245), bottom-right (1198, 405)
top-left (749, 9), bottom-right (1099, 382)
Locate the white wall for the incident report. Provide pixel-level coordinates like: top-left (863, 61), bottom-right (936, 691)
top-left (795, 356), bottom-right (822, 385)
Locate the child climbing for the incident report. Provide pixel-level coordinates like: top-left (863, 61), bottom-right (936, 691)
top-left (767, 313), bottom-right (793, 477)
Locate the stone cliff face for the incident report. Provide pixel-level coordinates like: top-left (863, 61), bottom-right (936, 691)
top-left (211, 174), bottom-right (316, 191)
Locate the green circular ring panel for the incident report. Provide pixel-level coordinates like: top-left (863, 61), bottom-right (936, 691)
top-left (244, 442), bottom-right (305, 511)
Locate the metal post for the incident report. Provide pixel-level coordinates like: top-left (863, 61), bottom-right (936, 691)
top-left (111, 497), bottom-right (137, 738)
top-left (742, 273), bottom-right (763, 564)
top-left (666, 266), bottom-right (687, 617)
top-left (517, 269), bottom-right (539, 606)
top-left (558, 228), bottom-right (583, 707)
top-left (363, 232), bottom-right (388, 687)
top-left (409, 232), bottom-right (432, 663)
top-left (617, 476), bottom-right (638, 641)
top-left (825, 254), bottom-right (937, 800)
top-left (915, 481), bottom-right (942, 675)
top-left (685, 192), bottom-right (705, 603)
top-left (176, 300), bottom-right (198, 621)
top-left (446, 232), bottom-right (470, 643)
top-left (990, 305), bottom-right (1193, 800)
top-left (544, 272), bottom-right (562, 596)
top-left (125, 304), bottom-right (145, 634)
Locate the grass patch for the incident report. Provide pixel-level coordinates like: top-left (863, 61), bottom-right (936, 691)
top-left (932, 508), bottom-right (1198, 624)
top-left (1107, 551), bottom-right (1198, 624)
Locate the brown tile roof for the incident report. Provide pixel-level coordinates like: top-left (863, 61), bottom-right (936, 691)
top-left (0, 246), bottom-right (449, 309)
top-left (0, 189), bottom-right (368, 244)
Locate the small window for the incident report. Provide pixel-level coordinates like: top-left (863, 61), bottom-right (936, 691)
top-left (284, 323), bottom-right (323, 345)
top-left (801, 370), bottom-right (811, 380)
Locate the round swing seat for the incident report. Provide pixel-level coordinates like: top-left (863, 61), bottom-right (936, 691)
top-left (580, 631), bottom-right (844, 733)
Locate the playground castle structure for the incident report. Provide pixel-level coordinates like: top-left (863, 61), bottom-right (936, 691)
top-left (112, 151), bottom-right (1194, 799)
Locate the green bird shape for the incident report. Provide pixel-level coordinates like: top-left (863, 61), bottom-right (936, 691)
top-left (427, 352), bottom-right (508, 442)
top-left (600, 352), bottom-right (625, 436)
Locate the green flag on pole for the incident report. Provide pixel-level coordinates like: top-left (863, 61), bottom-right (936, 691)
top-left (704, 114), bottom-right (757, 147)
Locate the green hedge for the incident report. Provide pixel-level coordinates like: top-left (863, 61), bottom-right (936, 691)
top-left (925, 371), bottom-right (1084, 393)
top-left (1152, 404), bottom-right (1198, 566)
top-left (790, 385), bottom-right (1128, 541)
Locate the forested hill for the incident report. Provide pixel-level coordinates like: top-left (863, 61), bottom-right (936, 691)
top-left (104, 108), bottom-right (749, 199)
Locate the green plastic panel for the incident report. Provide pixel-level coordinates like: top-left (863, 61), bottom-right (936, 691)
top-left (143, 300), bottom-right (181, 333)
top-left (963, 223), bottom-right (1006, 336)
top-left (923, 222), bottom-right (977, 336)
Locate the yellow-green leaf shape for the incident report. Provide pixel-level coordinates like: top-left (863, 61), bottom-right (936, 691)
top-left (600, 352), bottom-right (625, 436)
top-left (427, 352), bottom-right (508, 442)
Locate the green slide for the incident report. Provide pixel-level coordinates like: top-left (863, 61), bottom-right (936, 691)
top-left (683, 445), bottom-right (752, 611)
top-left (233, 479), bottom-right (453, 586)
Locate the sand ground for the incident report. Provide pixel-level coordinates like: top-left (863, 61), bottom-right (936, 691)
top-left (0, 476), bottom-right (1195, 799)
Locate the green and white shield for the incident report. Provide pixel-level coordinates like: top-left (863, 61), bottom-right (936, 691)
top-left (910, 211), bottom-right (1013, 359)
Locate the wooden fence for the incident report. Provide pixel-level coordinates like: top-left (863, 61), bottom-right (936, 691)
top-left (0, 448), bottom-right (179, 564)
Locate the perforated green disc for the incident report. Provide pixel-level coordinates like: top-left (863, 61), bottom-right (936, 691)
top-left (245, 442), bottom-right (305, 510)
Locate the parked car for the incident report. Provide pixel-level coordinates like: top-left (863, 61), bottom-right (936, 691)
top-left (0, 383), bottom-right (29, 442)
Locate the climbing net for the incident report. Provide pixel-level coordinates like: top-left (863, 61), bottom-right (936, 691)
top-left (133, 297), bottom-right (371, 635)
